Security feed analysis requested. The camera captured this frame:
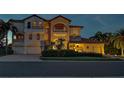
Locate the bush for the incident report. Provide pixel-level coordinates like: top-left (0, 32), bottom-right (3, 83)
top-left (104, 45), bottom-right (121, 55)
top-left (42, 50), bottom-right (103, 57)
top-left (0, 46), bottom-right (14, 56)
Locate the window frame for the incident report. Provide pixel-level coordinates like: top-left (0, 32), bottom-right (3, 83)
top-left (53, 23), bottom-right (67, 32)
top-left (29, 34), bottom-right (32, 40)
top-left (27, 22), bottom-right (31, 29)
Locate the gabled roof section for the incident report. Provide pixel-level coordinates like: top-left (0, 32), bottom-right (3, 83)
top-left (23, 14), bottom-right (47, 21)
top-left (49, 15), bottom-right (71, 22)
top-left (9, 19), bottom-right (24, 23)
top-left (9, 15), bottom-right (47, 23)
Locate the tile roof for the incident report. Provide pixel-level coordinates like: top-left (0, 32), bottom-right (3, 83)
top-left (49, 15), bottom-right (71, 22)
top-left (70, 38), bottom-right (104, 43)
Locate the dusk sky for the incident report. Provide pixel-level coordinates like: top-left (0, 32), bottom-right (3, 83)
top-left (1, 14), bottom-right (124, 38)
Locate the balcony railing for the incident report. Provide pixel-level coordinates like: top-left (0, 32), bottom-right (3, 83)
top-left (54, 29), bottom-right (67, 32)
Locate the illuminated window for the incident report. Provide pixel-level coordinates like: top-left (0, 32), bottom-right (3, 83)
top-left (14, 35), bottom-right (16, 40)
top-left (36, 33), bottom-right (40, 40)
top-left (54, 23), bottom-right (66, 32)
top-left (27, 22), bottom-right (31, 29)
top-left (33, 21), bottom-right (36, 27)
top-left (29, 34), bottom-right (32, 40)
top-left (39, 22), bottom-right (42, 26)
top-left (39, 22), bottom-right (43, 29)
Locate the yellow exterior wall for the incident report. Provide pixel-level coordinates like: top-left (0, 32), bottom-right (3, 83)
top-left (50, 17), bottom-right (70, 49)
top-left (69, 43), bottom-right (104, 55)
top-left (70, 27), bottom-right (81, 36)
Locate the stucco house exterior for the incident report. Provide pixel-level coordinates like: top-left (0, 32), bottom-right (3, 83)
top-left (9, 15), bottom-right (104, 55)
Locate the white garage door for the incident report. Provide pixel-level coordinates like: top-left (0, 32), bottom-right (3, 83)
top-left (27, 47), bottom-right (41, 54)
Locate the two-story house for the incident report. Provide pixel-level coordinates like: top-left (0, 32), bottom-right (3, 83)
top-left (9, 15), bottom-right (104, 55)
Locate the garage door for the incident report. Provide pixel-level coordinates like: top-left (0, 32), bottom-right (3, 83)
top-left (26, 47), bottom-right (41, 54)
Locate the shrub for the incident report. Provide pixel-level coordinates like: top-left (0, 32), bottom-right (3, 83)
top-left (104, 45), bottom-right (121, 55)
top-left (42, 50), bottom-right (103, 57)
top-left (0, 46), bottom-right (14, 56)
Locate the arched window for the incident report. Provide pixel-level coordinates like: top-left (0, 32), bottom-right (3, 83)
top-left (27, 22), bottom-right (31, 29)
top-left (29, 34), bottom-right (32, 40)
top-left (36, 33), bottom-right (40, 40)
top-left (54, 23), bottom-right (66, 32)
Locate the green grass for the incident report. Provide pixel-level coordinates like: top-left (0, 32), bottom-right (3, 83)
top-left (40, 56), bottom-right (123, 61)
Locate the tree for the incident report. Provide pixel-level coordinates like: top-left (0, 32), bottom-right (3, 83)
top-left (0, 19), bottom-right (17, 55)
top-left (110, 29), bottom-right (124, 56)
top-left (0, 20), bottom-right (6, 47)
top-left (90, 31), bottom-right (104, 42)
top-left (10, 26), bottom-right (18, 43)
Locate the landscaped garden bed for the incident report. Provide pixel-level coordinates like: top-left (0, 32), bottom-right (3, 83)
top-left (42, 50), bottom-right (103, 57)
top-left (41, 50), bottom-right (122, 61)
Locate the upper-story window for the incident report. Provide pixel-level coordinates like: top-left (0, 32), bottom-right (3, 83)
top-left (15, 34), bottom-right (24, 41)
top-left (31, 21), bottom-right (43, 29)
top-left (39, 22), bottom-right (42, 26)
top-left (27, 22), bottom-right (31, 29)
top-left (36, 33), bottom-right (40, 40)
top-left (29, 34), bottom-right (32, 40)
top-left (32, 21), bottom-right (36, 27)
top-left (54, 23), bottom-right (66, 32)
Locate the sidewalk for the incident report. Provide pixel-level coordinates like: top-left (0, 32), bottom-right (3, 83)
top-left (0, 55), bottom-right (42, 62)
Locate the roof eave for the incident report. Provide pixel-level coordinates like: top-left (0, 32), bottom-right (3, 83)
top-left (49, 15), bottom-right (71, 22)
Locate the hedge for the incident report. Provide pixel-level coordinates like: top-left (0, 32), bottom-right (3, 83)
top-left (0, 47), bottom-right (14, 56)
top-left (42, 50), bottom-right (103, 57)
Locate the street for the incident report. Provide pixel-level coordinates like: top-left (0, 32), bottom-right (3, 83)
top-left (0, 61), bottom-right (124, 77)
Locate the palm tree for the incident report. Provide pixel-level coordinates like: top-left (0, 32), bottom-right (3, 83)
top-left (0, 19), bottom-right (17, 55)
top-left (10, 26), bottom-right (17, 44)
top-left (110, 29), bottom-right (124, 56)
top-left (0, 20), bottom-right (10, 54)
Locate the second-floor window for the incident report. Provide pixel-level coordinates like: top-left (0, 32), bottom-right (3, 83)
top-left (31, 21), bottom-right (43, 29)
top-left (54, 23), bottom-right (66, 32)
top-left (39, 22), bottom-right (42, 27)
top-left (32, 21), bottom-right (37, 28)
top-left (29, 34), bottom-right (32, 40)
top-left (27, 22), bottom-right (31, 29)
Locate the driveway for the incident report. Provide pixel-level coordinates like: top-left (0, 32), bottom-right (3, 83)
top-left (0, 55), bottom-right (42, 62)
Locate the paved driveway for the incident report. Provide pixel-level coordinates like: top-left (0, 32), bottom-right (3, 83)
top-left (0, 55), bottom-right (42, 62)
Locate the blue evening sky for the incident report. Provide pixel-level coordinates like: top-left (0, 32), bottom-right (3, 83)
top-left (1, 14), bottom-right (124, 38)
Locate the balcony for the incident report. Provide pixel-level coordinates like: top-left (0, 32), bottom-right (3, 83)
top-left (53, 28), bottom-right (67, 32)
